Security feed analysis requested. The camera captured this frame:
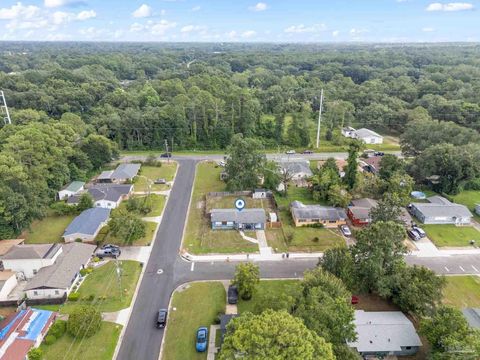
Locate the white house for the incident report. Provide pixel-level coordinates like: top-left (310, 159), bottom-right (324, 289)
top-left (63, 207), bottom-right (111, 243)
top-left (58, 181), bottom-right (85, 200)
top-left (0, 270), bottom-right (17, 301)
top-left (252, 189), bottom-right (268, 199)
top-left (341, 126), bottom-right (356, 138)
top-left (0, 244), bottom-right (62, 279)
top-left (67, 184), bottom-right (133, 209)
top-left (354, 128), bottom-right (384, 144)
top-left (24, 243), bottom-right (95, 300)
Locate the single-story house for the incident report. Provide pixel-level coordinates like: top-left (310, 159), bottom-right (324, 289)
top-left (211, 208), bottom-right (266, 230)
top-left (360, 156), bottom-right (383, 175)
top-left (0, 271), bottom-right (17, 301)
top-left (57, 181), bottom-right (85, 200)
top-left (354, 128), bottom-right (384, 144)
top-left (97, 170), bottom-right (114, 183)
top-left (290, 201), bottom-right (347, 228)
top-left (347, 310), bottom-right (422, 357)
top-left (220, 314), bottom-right (238, 345)
top-left (0, 308), bottom-right (56, 359)
top-left (252, 189), bottom-right (268, 199)
top-left (63, 207), bottom-right (111, 243)
top-left (341, 126), bottom-right (356, 138)
top-left (277, 160), bottom-right (313, 188)
top-left (24, 242), bottom-right (95, 300)
top-left (347, 198), bottom-right (378, 226)
top-left (462, 308), bottom-right (480, 329)
top-left (111, 163), bottom-right (141, 183)
top-left (67, 184), bottom-right (133, 209)
top-left (0, 243), bottom-right (62, 279)
top-left (410, 196), bottom-right (473, 225)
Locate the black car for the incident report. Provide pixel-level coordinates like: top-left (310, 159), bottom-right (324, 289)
top-left (303, 150), bottom-right (314, 154)
top-left (227, 285), bottom-right (238, 304)
top-left (95, 247), bottom-right (121, 259)
top-left (157, 309), bottom-right (168, 328)
top-left (374, 151), bottom-right (385, 156)
top-left (160, 152), bottom-right (172, 158)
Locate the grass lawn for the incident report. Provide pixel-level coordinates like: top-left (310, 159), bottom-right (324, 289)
top-left (206, 195), bottom-right (272, 213)
top-left (162, 282), bottom-right (226, 360)
top-left (422, 224), bottom-right (480, 247)
top-left (443, 276), bottom-right (480, 308)
top-left (99, 221), bottom-right (157, 246)
top-left (40, 320), bottom-right (121, 360)
top-left (275, 186), bottom-right (320, 209)
top-left (117, 194), bottom-right (166, 217)
top-left (134, 163), bottom-right (177, 192)
top-left (184, 162), bottom-right (258, 254)
top-left (237, 280), bottom-right (300, 314)
top-left (22, 214), bottom-right (75, 244)
top-left (451, 190), bottom-right (480, 220)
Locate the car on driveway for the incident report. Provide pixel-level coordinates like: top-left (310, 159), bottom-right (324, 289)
top-left (156, 309), bottom-right (168, 328)
top-left (195, 327), bottom-right (208, 352)
top-left (340, 225), bottom-right (352, 237)
top-left (303, 150), bottom-right (314, 154)
top-left (95, 247), bottom-right (121, 259)
top-left (412, 225), bottom-right (426, 238)
top-left (101, 244), bottom-right (120, 251)
top-left (228, 285), bottom-right (238, 304)
top-left (285, 150), bottom-right (296, 155)
top-left (374, 151), bottom-right (385, 156)
top-left (160, 152), bottom-right (172, 158)
top-left (407, 229), bottom-right (422, 241)
top-left (154, 178), bottom-right (166, 184)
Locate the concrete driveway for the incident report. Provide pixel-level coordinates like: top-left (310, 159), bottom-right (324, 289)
top-left (118, 246), bottom-right (151, 263)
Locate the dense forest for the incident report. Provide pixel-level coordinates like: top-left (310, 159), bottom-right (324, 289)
top-left (1, 42), bottom-right (480, 150)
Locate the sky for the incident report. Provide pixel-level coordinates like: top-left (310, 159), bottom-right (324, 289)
top-left (0, 0), bottom-right (479, 42)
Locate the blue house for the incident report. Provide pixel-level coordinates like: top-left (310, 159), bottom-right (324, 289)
top-left (211, 209), bottom-right (266, 230)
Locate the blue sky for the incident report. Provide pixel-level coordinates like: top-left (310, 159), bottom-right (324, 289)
top-left (0, 0), bottom-right (479, 42)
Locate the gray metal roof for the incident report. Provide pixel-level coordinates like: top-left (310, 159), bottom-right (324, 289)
top-left (412, 197), bottom-right (472, 219)
top-left (427, 195), bottom-right (452, 205)
top-left (291, 202), bottom-right (347, 221)
top-left (111, 163), bottom-right (141, 180)
top-left (211, 208), bottom-right (266, 224)
top-left (351, 198), bottom-right (378, 209)
top-left (63, 208), bottom-right (111, 237)
top-left (1, 243), bottom-right (61, 260)
top-left (67, 184), bottom-right (132, 204)
top-left (98, 170), bottom-right (114, 180)
top-left (25, 243), bottom-right (95, 290)
top-left (355, 128), bottom-right (382, 139)
top-left (277, 160), bottom-right (313, 177)
top-left (347, 310), bottom-right (422, 353)
top-left (61, 181), bottom-right (85, 193)
top-left (462, 308), bottom-right (480, 329)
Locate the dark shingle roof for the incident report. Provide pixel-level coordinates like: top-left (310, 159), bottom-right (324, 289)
top-left (63, 208), bottom-right (111, 237)
top-left (211, 209), bottom-right (266, 224)
top-left (67, 184), bottom-right (132, 204)
top-left (291, 202), bottom-right (347, 221)
top-left (1, 244), bottom-right (61, 260)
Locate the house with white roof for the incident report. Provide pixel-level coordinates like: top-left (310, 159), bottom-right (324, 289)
top-left (341, 127), bottom-right (384, 144)
top-left (63, 207), bottom-right (111, 243)
top-left (410, 196), bottom-right (473, 225)
top-left (347, 310), bottom-right (422, 357)
top-left (57, 181), bottom-right (85, 200)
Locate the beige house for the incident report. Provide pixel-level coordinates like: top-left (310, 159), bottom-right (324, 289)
top-left (290, 201), bottom-right (347, 228)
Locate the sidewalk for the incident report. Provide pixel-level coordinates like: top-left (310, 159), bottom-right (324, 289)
top-left (181, 251), bottom-right (323, 262)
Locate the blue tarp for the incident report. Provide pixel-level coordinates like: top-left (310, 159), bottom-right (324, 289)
top-left (18, 309), bottom-right (53, 341)
top-left (0, 310), bottom-right (26, 340)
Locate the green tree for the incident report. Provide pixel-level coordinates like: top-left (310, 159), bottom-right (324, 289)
top-left (218, 310), bottom-right (335, 360)
top-left (319, 247), bottom-right (355, 291)
top-left (370, 193), bottom-right (404, 224)
top-left (109, 210), bottom-right (146, 245)
top-left (262, 160), bottom-right (281, 192)
top-left (76, 192), bottom-right (94, 212)
top-left (343, 141), bottom-right (362, 190)
top-left (326, 185), bottom-right (352, 208)
top-left (67, 305), bottom-right (102, 338)
top-left (225, 134), bottom-right (266, 191)
top-left (379, 154), bottom-right (405, 180)
top-left (232, 262), bottom-right (260, 300)
top-left (27, 348), bottom-right (43, 360)
top-left (80, 134), bottom-right (119, 169)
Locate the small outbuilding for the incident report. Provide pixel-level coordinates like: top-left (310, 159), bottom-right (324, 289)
top-left (211, 208), bottom-right (266, 230)
top-left (252, 189), bottom-right (268, 199)
top-left (58, 181), bottom-right (85, 200)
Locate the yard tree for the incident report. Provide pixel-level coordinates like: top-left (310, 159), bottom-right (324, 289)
top-left (420, 306), bottom-right (480, 358)
top-left (370, 193), bottom-right (404, 224)
top-left (232, 262), bottom-right (260, 300)
top-left (80, 134), bottom-right (119, 169)
top-left (294, 268), bottom-right (356, 347)
top-left (326, 184), bottom-right (352, 208)
top-left (77, 192), bottom-right (94, 212)
top-left (383, 173), bottom-right (414, 205)
top-left (319, 247), bottom-right (355, 291)
top-left (27, 348), bottom-right (42, 360)
top-left (351, 221), bottom-right (407, 293)
top-left (321, 158), bottom-right (340, 175)
top-left (343, 140), bottom-right (363, 190)
top-left (379, 154), bottom-right (405, 180)
top-left (218, 310), bottom-right (335, 360)
top-left (225, 134), bottom-right (266, 191)
top-left (311, 166), bottom-right (340, 202)
top-left (109, 210), bottom-right (146, 245)
top-left (67, 305), bottom-right (102, 338)
top-left (262, 160), bottom-right (281, 192)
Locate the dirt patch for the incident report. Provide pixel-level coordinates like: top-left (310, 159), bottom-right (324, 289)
top-left (197, 201), bottom-right (204, 209)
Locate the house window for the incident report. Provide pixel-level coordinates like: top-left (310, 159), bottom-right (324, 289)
top-left (329, 220), bottom-right (337, 223)
top-left (222, 221), bottom-right (228, 225)
top-left (34, 291), bottom-right (38, 296)
top-left (406, 347), bottom-right (412, 350)
top-left (33, 269), bottom-right (38, 275)
top-left (55, 290), bottom-right (59, 295)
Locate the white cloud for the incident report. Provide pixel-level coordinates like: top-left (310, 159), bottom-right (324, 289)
top-left (332, 30), bottom-right (340, 37)
top-left (44, 0), bottom-right (75, 8)
top-left (0, 3), bottom-right (40, 20)
top-left (181, 25), bottom-right (206, 33)
top-left (422, 27), bottom-right (435, 32)
top-left (132, 4), bottom-right (152, 18)
top-left (77, 10), bottom-right (96, 21)
top-left (130, 22), bottom-right (144, 32)
top-left (350, 28), bottom-right (368, 35)
top-left (150, 20), bottom-right (177, 35)
top-left (52, 11), bottom-right (71, 25)
top-left (226, 30), bottom-right (237, 39)
top-left (241, 30), bottom-right (256, 38)
top-left (426, 2), bottom-right (474, 11)
top-left (284, 24), bottom-right (326, 33)
top-left (249, 2), bottom-right (268, 11)
top-left (191, 6), bottom-right (201, 12)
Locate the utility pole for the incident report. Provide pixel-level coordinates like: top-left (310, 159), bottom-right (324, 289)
top-left (315, 89), bottom-right (324, 149)
top-left (171, 137), bottom-right (174, 154)
top-left (164, 139), bottom-right (170, 163)
top-left (0, 91), bottom-right (12, 125)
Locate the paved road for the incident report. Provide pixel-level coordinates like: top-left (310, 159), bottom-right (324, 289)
top-left (406, 254), bottom-right (480, 275)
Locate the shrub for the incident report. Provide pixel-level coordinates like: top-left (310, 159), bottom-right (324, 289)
top-left (313, 237), bottom-right (320, 243)
top-left (74, 238), bottom-right (83, 243)
top-left (27, 348), bottom-right (42, 360)
top-left (79, 268), bottom-right (88, 276)
top-left (214, 312), bottom-right (224, 325)
top-left (50, 201), bottom-right (77, 216)
top-left (93, 256), bottom-right (100, 262)
top-left (68, 293), bottom-right (79, 301)
top-left (48, 321), bottom-right (66, 339)
top-left (144, 154), bottom-right (162, 167)
top-left (86, 294), bottom-right (95, 301)
top-left (67, 305), bottom-right (102, 338)
top-left (44, 334), bottom-right (57, 345)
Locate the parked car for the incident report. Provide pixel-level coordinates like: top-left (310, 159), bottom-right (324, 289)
top-left (195, 327), bottom-right (208, 352)
top-left (407, 229), bottom-right (422, 241)
top-left (228, 285), bottom-right (238, 304)
top-left (285, 150), bottom-right (296, 155)
top-left (157, 309), bottom-right (168, 328)
top-left (351, 295), bottom-right (359, 305)
top-left (218, 161), bottom-right (226, 167)
top-left (101, 244), bottom-right (120, 251)
top-left (160, 152), bottom-right (172, 158)
top-left (340, 225), bottom-right (352, 237)
top-left (95, 247), bottom-right (121, 259)
top-left (412, 225), bottom-right (426, 238)
top-left (302, 150), bottom-right (314, 154)
top-left (374, 151), bottom-right (385, 156)
top-left (154, 178), bottom-right (166, 184)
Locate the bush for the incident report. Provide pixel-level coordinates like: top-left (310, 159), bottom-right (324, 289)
top-left (50, 201), bottom-right (77, 216)
top-left (44, 334), bottom-right (57, 345)
top-left (214, 312), bottom-right (224, 325)
top-left (48, 321), bottom-right (66, 339)
top-left (68, 293), bottom-right (79, 301)
top-left (144, 154), bottom-right (162, 167)
top-left (27, 348), bottom-right (42, 360)
top-left (86, 294), bottom-right (95, 301)
top-left (67, 305), bottom-right (102, 338)
top-left (93, 256), bottom-right (100, 262)
top-left (74, 238), bottom-right (83, 243)
top-left (313, 237), bottom-right (320, 243)
top-left (307, 223), bottom-right (324, 229)
top-left (464, 178), bottom-right (480, 190)
top-left (80, 268), bottom-right (88, 276)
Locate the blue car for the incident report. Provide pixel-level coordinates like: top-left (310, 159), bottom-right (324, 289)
top-left (195, 327), bottom-right (208, 352)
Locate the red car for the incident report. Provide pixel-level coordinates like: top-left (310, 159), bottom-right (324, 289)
top-left (351, 296), bottom-right (359, 305)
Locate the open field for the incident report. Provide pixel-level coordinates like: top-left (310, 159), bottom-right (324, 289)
top-left (134, 163), bottom-right (177, 192)
top-left (184, 162), bottom-right (258, 254)
top-left (443, 276), bottom-right (480, 308)
top-left (162, 282), bottom-right (226, 360)
top-left (422, 224), bottom-right (480, 247)
top-left (98, 221), bottom-right (157, 246)
top-left (40, 320), bottom-right (121, 360)
top-left (22, 214), bottom-right (75, 244)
